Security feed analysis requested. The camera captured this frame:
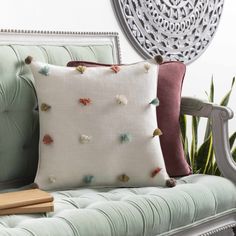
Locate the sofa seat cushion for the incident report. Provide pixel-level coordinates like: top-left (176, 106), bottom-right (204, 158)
top-left (0, 175), bottom-right (235, 236)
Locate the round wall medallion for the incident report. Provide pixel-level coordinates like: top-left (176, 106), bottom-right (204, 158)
top-left (112, 0), bottom-right (224, 64)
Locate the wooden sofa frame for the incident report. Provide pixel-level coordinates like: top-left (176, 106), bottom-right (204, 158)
top-left (0, 29), bottom-right (235, 236)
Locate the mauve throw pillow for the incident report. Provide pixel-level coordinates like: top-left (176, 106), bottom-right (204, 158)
top-left (67, 60), bottom-right (191, 177)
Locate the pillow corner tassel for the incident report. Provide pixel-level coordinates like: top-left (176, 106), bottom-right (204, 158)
top-left (153, 128), bottom-right (163, 138)
top-left (166, 178), bottom-right (176, 188)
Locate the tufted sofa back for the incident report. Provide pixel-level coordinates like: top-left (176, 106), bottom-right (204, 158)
top-left (0, 32), bottom-right (119, 189)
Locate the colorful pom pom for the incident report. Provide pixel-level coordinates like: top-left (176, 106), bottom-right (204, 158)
top-left (79, 135), bottom-right (92, 144)
top-left (151, 167), bottom-right (162, 177)
top-left (76, 65), bottom-right (86, 74)
top-left (43, 135), bottom-right (53, 145)
top-left (38, 65), bottom-right (50, 76)
top-left (41, 103), bottom-right (51, 111)
top-left (79, 98), bottom-right (91, 106)
top-left (144, 63), bottom-right (151, 73)
top-left (118, 174), bottom-right (130, 182)
top-left (110, 65), bottom-right (120, 73)
top-left (149, 98), bottom-right (160, 106)
top-left (83, 175), bottom-right (94, 184)
top-left (120, 133), bottom-right (132, 143)
top-left (116, 95), bottom-right (128, 105)
top-left (166, 178), bottom-right (176, 187)
top-left (153, 128), bottom-right (163, 137)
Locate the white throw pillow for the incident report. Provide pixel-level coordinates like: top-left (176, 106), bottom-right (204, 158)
top-left (28, 58), bottom-right (174, 190)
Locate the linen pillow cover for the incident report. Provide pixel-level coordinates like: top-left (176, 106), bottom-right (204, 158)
top-left (26, 57), bottom-right (175, 190)
top-left (67, 60), bottom-right (191, 177)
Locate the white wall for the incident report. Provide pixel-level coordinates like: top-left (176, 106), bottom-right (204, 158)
top-left (0, 0), bottom-right (235, 135)
top-left (185, 0), bottom-right (236, 135)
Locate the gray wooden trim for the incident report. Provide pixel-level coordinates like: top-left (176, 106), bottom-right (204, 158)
top-left (158, 209), bottom-right (236, 236)
top-left (181, 97), bottom-right (236, 184)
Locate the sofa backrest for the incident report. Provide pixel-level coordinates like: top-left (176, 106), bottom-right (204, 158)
top-left (0, 30), bottom-right (121, 189)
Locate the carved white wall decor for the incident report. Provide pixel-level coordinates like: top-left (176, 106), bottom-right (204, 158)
top-left (112, 0), bottom-right (224, 64)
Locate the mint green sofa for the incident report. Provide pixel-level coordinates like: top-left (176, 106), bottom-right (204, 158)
top-left (0, 30), bottom-right (235, 236)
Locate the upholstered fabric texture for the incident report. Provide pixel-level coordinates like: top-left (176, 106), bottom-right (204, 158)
top-left (0, 44), bottom-right (116, 190)
top-left (0, 175), bottom-right (235, 236)
top-left (29, 60), bottom-right (171, 190)
top-left (67, 61), bottom-right (191, 177)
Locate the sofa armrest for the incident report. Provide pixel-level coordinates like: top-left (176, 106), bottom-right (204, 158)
top-left (180, 97), bottom-right (236, 183)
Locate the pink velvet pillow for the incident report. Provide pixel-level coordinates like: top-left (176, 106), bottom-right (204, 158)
top-left (67, 60), bottom-right (191, 177)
